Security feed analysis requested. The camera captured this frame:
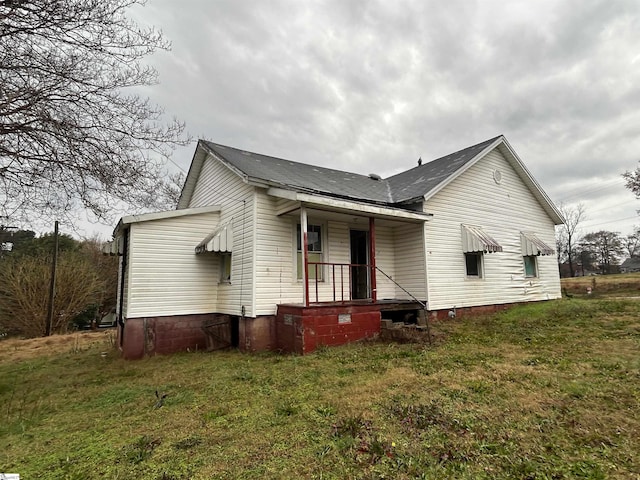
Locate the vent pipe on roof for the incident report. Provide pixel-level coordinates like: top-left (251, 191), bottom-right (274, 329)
top-left (368, 173), bottom-right (381, 181)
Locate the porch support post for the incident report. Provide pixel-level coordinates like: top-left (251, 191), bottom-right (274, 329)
top-left (301, 204), bottom-right (309, 307)
top-left (369, 217), bottom-right (377, 302)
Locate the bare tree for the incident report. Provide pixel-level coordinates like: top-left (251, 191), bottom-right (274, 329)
top-left (623, 230), bottom-right (640, 258)
top-left (556, 203), bottom-right (586, 277)
top-left (623, 166), bottom-right (640, 200)
top-left (581, 231), bottom-right (623, 275)
top-left (80, 236), bottom-right (119, 319)
top-left (0, 0), bottom-right (189, 226)
top-left (0, 252), bottom-right (104, 337)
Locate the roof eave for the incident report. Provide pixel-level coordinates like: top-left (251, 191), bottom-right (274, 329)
top-left (419, 136), bottom-right (564, 226)
top-left (497, 138), bottom-right (564, 225)
top-left (267, 187), bottom-right (431, 222)
top-left (177, 140), bottom-right (208, 210)
top-left (421, 136), bottom-right (505, 203)
top-left (113, 205), bottom-right (222, 237)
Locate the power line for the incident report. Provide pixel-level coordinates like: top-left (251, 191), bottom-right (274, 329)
top-left (581, 214), bottom-right (639, 229)
top-left (585, 199), bottom-right (638, 216)
top-left (556, 178), bottom-right (623, 204)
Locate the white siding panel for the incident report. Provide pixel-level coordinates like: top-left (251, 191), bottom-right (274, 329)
top-left (374, 225), bottom-right (396, 300)
top-left (252, 192), bottom-right (298, 313)
top-left (392, 223), bottom-right (427, 301)
top-left (127, 212), bottom-right (220, 318)
top-left (253, 191), bottom-right (418, 314)
top-left (187, 157), bottom-right (255, 316)
top-left (425, 149), bottom-right (561, 310)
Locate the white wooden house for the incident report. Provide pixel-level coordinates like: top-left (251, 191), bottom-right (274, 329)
top-left (111, 135), bottom-right (562, 358)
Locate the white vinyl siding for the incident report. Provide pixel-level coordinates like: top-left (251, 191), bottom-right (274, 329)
top-left (253, 189), bottom-right (423, 314)
top-left (391, 223), bottom-right (427, 301)
top-left (187, 157), bottom-right (255, 317)
top-left (125, 212), bottom-right (220, 318)
top-left (424, 148), bottom-right (561, 310)
top-left (373, 224), bottom-right (397, 300)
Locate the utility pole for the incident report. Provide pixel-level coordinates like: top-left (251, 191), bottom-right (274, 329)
top-left (45, 221), bottom-right (59, 336)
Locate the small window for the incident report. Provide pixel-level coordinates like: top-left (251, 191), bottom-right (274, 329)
top-left (220, 253), bottom-right (232, 283)
top-left (296, 224), bottom-right (323, 280)
top-left (523, 255), bottom-right (537, 278)
top-left (465, 253), bottom-right (482, 277)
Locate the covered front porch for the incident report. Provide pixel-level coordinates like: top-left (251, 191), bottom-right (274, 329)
top-left (268, 188), bottom-right (432, 353)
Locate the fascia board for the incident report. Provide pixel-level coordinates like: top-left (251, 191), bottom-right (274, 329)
top-left (422, 136), bottom-right (505, 203)
top-left (114, 205), bottom-right (221, 237)
top-left (177, 141), bottom-right (208, 210)
top-left (421, 136), bottom-right (564, 226)
top-left (498, 138), bottom-right (564, 225)
top-left (267, 187), bottom-right (431, 222)
top-left (200, 143), bottom-right (250, 183)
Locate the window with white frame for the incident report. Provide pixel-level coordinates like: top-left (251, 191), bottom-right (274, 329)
top-left (523, 255), bottom-right (537, 278)
top-left (296, 223), bottom-right (324, 280)
top-left (220, 253), bottom-right (232, 283)
top-left (465, 252), bottom-right (483, 277)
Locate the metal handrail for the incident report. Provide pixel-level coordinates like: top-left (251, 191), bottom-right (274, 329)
top-left (376, 266), bottom-right (431, 344)
top-left (308, 261), bottom-right (368, 303)
top-left (375, 266), bottom-right (427, 309)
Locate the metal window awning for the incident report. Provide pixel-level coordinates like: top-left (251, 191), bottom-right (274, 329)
top-left (461, 225), bottom-right (503, 253)
top-left (195, 222), bottom-right (233, 254)
top-left (521, 232), bottom-right (555, 256)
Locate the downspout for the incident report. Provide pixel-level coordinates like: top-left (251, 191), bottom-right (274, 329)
top-left (369, 217), bottom-right (377, 302)
top-left (240, 199), bottom-right (246, 317)
top-left (117, 227), bottom-right (129, 347)
top-left (300, 204), bottom-right (309, 306)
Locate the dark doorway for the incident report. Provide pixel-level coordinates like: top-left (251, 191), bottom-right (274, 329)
top-left (350, 230), bottom-right (370, 300)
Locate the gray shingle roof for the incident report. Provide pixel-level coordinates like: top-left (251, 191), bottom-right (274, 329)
top-left (201, 136), bottom-right (502, 206)
top-left (202, 141), bottom-right (393, 203)
top-left (386, 135), bottom-right (502, 203)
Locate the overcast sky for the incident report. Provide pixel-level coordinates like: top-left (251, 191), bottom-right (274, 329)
top-left (89, 0), bottom-right (640, 239)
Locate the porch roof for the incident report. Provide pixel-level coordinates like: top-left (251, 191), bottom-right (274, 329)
top-left (267, 188), bottom-right (432, 223)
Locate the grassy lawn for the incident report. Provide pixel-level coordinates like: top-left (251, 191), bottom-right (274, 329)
top-left (1, 298), bottom-right (640, 479)
top-left (562, 272), bottom-right (640, 297)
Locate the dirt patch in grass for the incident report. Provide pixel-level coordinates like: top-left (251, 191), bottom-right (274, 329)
top-left (0, 330), bottom-right (115, 362)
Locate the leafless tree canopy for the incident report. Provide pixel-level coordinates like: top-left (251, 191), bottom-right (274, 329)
top-left (555, 203), bottom-right (586, 277)
top-left (0, 0), bottom-right (189, 225)
top-left (623, 166), bottom-right (640, 200)
top-left (581, 230), bottom-right (623, 275)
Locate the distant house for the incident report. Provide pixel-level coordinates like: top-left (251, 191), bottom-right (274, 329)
top-left (620, 257), bottom-right (640, 273)
top-left (109, 135), bottom-right (563, 358)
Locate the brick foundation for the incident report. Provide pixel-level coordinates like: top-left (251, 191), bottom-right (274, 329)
top-left (119, 301), bottom-right (538, 359)
top-left (276, 304), bottom-right (381, 354)
top-left (121, 314), bottom-right (211, 360)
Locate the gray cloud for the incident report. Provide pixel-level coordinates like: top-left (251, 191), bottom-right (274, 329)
top-left (119, 0), bottom-right (640, 238)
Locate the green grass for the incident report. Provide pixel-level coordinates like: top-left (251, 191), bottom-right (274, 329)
top-left (1, 298), bottom-right (640, 479)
